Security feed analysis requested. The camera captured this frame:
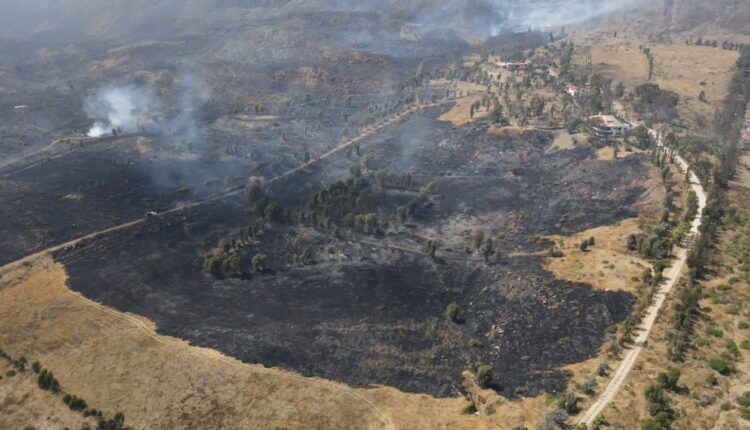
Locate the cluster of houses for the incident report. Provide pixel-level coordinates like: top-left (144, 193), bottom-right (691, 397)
top-left (482, 56), bottom-right (635, 139)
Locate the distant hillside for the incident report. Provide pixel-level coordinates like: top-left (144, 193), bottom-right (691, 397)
top-left (663, 0), bottom-right (750, 35)
top-left (0, 0), bottom-right (652, 42)
top-left (593, 0), bottom-right (750, 36)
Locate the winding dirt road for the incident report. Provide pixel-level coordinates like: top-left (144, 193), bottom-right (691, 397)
top-left (577, 136), bottom-right (707, 426)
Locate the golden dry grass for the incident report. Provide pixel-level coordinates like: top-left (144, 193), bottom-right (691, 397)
top-left (435, 80), bottom-right (489, 126)
top-left (0, 360), bottom-right (94, 430)
top-left (585, 35), bottom-right (739, 129)
top-left (545, 218), bottom-right (651, 294)
top-left (546, 131), bottom-right (581, 153)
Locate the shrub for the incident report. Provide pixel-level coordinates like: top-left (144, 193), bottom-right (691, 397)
top-left (539, 409), bottom-right (568, 430)
top-left (37, 368), bottom-right (60, 392)
top-left (558, 392), bottom-right (580, 414)
top-left (596, 361), bottom-right (609, 376)
top-left (476, 365), bottom-right (493, 389)
top-left (587, 236), bottom-right (596, 246)
top-left (706, 374), bottom-right (718, 386)
top-left (31, 361), bottom-right (41, 373)
top-left (463, 402), bottom-right (477, 414)
top-left (741, 340), bottom-right (750, 350)
top-left (203, 256), bottom-right (221, 274)
top-left (657, 368), bottom-right (680, 391)
top-left (708, 356), bottom-right (730, 375)
top-left (579, 241), bottom-right (589, 252)
top-left (581, 377), bottom-right (597, 395)
top-left (252, 254), bottom-right (267, 272)
top-left (739, 321), bottom-right (750, 329)
top-left (627, 234), bottom-right (638, 251)
top-left (445, 302), bottom-right (459, 323)
top-left (63, 394), bottom-right (87, 411)
top-left (592, 415), bottom-right (606, 430)
top-left (5, 370), bottom-right (16, 377)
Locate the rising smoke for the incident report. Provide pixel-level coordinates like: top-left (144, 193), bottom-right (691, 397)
top-left (84, 85), bottom-right (157, 137)
top-left (410, 0), bottom-right (645, 36)
top-left (84, 73), bottom-right (210, 139)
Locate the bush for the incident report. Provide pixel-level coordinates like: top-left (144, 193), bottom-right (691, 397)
top-left (476, 364), bottom-right (493, 389)
top-left (539, 409), bottom-right (568, 430)
top-left (708, 356), bottom-right (730, 375)
top-left (252, 254), bottom-right (267, 272)
top-left (739, 321), bottom-right (750, 329)
top-left (31, 361), bottom-right (41, 373)
top-left (558, 392), bottom-right (580, 414)
top-left (463, 402), bottom-right (477, 414)
top-left (445, 302), bottom-right (459, 323)
top-left (97, 412), bottom-right (126, 430)
top-left (37, 368), bottom-right (60, 392)
top-left (203, 256), bottom-right (221, 274)
top-left (706, 374), bottom-right (718, 386)
top-left (657, 368), bottom-right (680, 391)
top-left (587, 236), bottom-right (595, 246)
top-left (579, 241), bottom-right (589, 252)
top-left (596, 361), bottom-right (609, 376)
top-left (63, 394), bottom-right (87, 411)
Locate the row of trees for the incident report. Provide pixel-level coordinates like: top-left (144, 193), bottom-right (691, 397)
top-left (686, 36), bottom-right (747, 52)
top-left (611, 263), bottom-right (666, 353)
top-left (639, 45), bottom-right (750, 430)
top-left (0, 350), bottom-right (127, 430)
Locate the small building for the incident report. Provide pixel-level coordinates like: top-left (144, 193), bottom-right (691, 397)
top-left (567, 84), bottom-right (586, 97)
top-left (589, 114), bottom-right (632, 138)
top-left (499, 61), bottom-right (531, 72)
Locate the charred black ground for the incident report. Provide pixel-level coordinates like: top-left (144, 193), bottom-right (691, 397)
top-left (51, 105), bottom-right (645, 397)
top-left (2, 3), bottom-right (650, 400)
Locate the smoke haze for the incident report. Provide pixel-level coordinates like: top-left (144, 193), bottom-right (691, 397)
top-left (0, 0), bottom-right (646, 41)
top-left (84, 73), bottom-right (210, 139)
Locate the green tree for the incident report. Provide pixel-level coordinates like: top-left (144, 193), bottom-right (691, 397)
top-left (558, 392), bottom-right (580, 414)
top-left (252, 254), bottom-right (267, 272)
top-left (446, 302), bottom-right (459, 323)
top-left (615, 82), bottom-right (625, 98)
top-left (627, 234), bottom-right (638, 251)
top-left (426, 240), bottom-right (438, 260)
top-left (657, 368), bottom-right (681, 391)
top-left (476, 364), bottom-right (493, 389)
top-left (203, 256), bottom-right (221, 274)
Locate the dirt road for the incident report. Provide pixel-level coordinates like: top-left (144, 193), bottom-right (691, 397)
top-left (577, 136), bottom-right (707, 426)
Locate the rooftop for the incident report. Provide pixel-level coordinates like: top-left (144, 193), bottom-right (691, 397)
top-left (590, 115), bottom-right (630, 129)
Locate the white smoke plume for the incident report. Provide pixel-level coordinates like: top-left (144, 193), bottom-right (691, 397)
top-left (85, 85), bottom-right (157, 137)
top-left (84, 73), bottom-right (209, 139)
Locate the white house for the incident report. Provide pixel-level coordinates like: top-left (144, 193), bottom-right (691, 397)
top-left (589, 114), bottom-right (632, 137)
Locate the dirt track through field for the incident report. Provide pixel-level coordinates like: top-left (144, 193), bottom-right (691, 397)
top-left (577, 133), bottom-right (707, 426)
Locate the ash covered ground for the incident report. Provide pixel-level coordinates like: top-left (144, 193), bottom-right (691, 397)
top-left (2, 1), bottom-right (650, 399)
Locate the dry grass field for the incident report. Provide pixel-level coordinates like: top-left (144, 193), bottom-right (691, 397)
top-left (578, 33), bottom-right (739, 131)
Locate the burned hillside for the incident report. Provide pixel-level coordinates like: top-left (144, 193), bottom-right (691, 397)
top-left (55, 103), bottom-right (647, 397)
